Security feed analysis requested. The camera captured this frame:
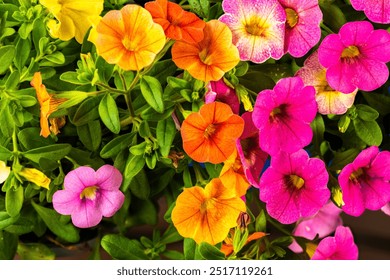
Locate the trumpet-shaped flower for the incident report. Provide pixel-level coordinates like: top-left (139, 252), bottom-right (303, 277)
top-left (350, 0), bottom-right (390, 24)
top-left (259, 149), bottom-right (330, 224)
top-left (145, 0), bottom-right (205, 43)
top-left (236, 112), bottom-right (268, 188)
top-left (31, 72), bottom-right (67, 138)
top-left (338, 146), bottom-right (390, 217)
top-left (172, 20), bottom-right (240, 82)
top-left (52, 165), bottom-right (125, 228)
top-left (19, 168), bottom-right (51, 189)
top-left (171, 178), bottom-right (246, 245)
top-left (278, 0), bottom-right (322, 57)
top-left (205, 79), bottom-right (240, 114)
top-left (318, 21), bottom-right (390, 93)
top-left (40, 0), bottom-right (103, 43)
top-left (0, 161), bottom-right (11, 184)
top-left (296, 51), bottom-right (357, 115)
top-left (311, 226), bottom-right (358, 260)
top-left (252, 77), bottom-right (317, 156)
top-left (219, 0), bottom-right (286, 63)
top-left (94, 4), bottom-right (166, 71)
top-left (181, 102), bottom-right (244, 164)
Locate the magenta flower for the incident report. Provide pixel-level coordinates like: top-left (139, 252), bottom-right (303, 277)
top-left (318, 21), bottom-right (390, 93)
top-left (236, 112), bottom-right (268, 188)
top-left (296, 51), bottom-right (357, 115)
top-left (52, 165), bottom-right (125, 228)
top-left (311, 226), bottom-right (359, 260)
top-left (338, 146), bottom-right (390, 217)
top-left (252, 77), bottom-right (317, 156)
top-left (205, 79), bottom-right (240, 114)
top-left (259, 149), bottom-right (330, 224)
top-left (350, 0), bottom-right (390, 24)
top-left (219, 0), bottom-right (286, 63)
top-left (278, 0), bottom-right (322, 57)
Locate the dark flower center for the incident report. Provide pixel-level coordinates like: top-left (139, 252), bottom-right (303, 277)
top-left (349, 168), bottom-right (365, 183)
top-left (341, 46), bottom-right (360, 59)
top-left (269, 104), bottom-right (287, 123)
top-left (285, 174), bottom-right (305, 190)
top-left (204, 123), bottom-right (217, 139)
top-left (285, 8), bottom-right (299, 28)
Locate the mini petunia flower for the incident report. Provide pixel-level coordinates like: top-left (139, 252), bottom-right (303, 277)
top-left (296, 51), bottom-right (357, 115)
top-left (40, 0), bottom-right (103, 43)
top-left (31, 72), bottom-right (67, 138)
top-left (181, 102), bottom-right (244, 164)
top-left (236, 112), bottom-right (268, 188)
top-left (19, 168), bottom-right (51, 189)
top-left (259, 149), bottom-right (330, 224)
top-left (252, 77), bottom-right (317, 156)
top-left (205, 79), bottom-right (240, 114)
top-left (52, 165), bottom-right (125, 228)
top-left (0, 161), bottom-right (11, 184)
top-left (318, 21), bottom-right (390, 93)
top-left (93, 4), bottom-right (166, 71)
top-left (311, 226), bottom-right (358, 260)
top-left (145, 0), bottom-right (205, 44)
top-left (278, 0), bottom-right (322, 57)
top-left (350, 0), bottom-right (390, 24)
top-left (171, 178), bottom-right (246, 245)
top-left (219, 0), bottom-right (286, 63)
top-left (172, 20), bottom-right (240, 83)
top-left (338, 146), bottom-right (390, 217)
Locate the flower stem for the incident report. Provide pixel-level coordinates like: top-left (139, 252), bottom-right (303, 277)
top-left (320, 23), bottom-right (334, 35)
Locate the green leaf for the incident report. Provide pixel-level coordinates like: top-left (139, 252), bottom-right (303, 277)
top-left (184, 238), bottom-right (196, 260)
top-left (128, 169), bottom-right (150, 199)
top-left (167, 76), bottom-right (191, 90)
top-left (18, 127), bottom-right (55, 150)
top-left (17, 243), bottom-right (55, 260)
top-left (0, 212), bottom-right (19, 230)
top-left (60, 71), bottom-right (90, 85)
top-left (140, 76), bottom-right (165, 113)
top-left (98, 94), bottom-right (120, 134)
top-left (101, 234), bottom-right (147, 260)
top-left (31, 202), bottom-right (79, 243)
top-left (96, 56), bottom-right (114, 84)
top-left (310, 114), bottom-right (325, 154)
top-left (68, 148), bottom-right (105, 170)
top-left (100, 132), bottom-right (135, 159)
top-left (188, 0), bottom-right (209, 18)
top-left (5, 186), bottom-right (23, 217)
top-left (198, 242), bottom-right (225, 260)
top-left (32, 18), bottom-right (46, 51)
top-left (76, 120), bottom-right (102, 151)
top-left (0, 231), bottom-right (18, 260)
top-left (156, 117), bottom-right (176, 157)
top-left (14, 38), bottom-right (31, 71)
top-left (320, 4), bottom-right (347, 32)
top-left (0, 145), bottom-right (12, 161)
top-left (42, 52), bottom-right (66, 65)
top-left (355, 104), bottom-right (379, 121)
top-left (5, 70), bottom-right (20, 90)
top-left (72, 96), bottom-right (101, 126)
top-left (328, 148), bottom-right (360, 171)
top-left (0, 45), bottom-right (15, 74)
top-left (353, 118), bottom-right (383, 146)
top-left (255, 209), bottom-right (267, 232)
top-left (140, 102), bottom-right (175, 121)
top-left (362, 92), bottom-right (390, 115)
top-left (123, 154), bottom-right (145, 184)
top-left (23, 144), bottom-right (72, 163)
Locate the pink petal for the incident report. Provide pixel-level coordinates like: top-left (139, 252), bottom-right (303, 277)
top-left (95, 164), bottom-right (123, 191)
top-left (52, 190), bottom-right (80, 215)
top-left (369, 151), bottom-right (390, 179)
top-left (350, 0), bottom-right (390, 24)
top-left (326, 61), bottom-right (358, 94)
top-left (71, 200), bottom-right (102, 228)
top-left (318, 34), bottom-right (344, 68)
top-left (98, 190), bottom-right (125, 217)
top-left (339, 21), bottom-right (373, 46)
top-left (64, 166), bottom-right (97, 192)
top-left (353, 57), bottom-right (389, 91)
top-left (361, 29), bottom-right (390, 62)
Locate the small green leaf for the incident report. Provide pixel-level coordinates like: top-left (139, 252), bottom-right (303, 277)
top-left (184, 238), bottom-right (196, 260)
top-left (23, 144), bottom-right (72, 163)
top-left (156, 117), bottom-right (176, 157)
top-left (60, 71), bottom-right (90, 85)
top-left (101, 234), bottom-right (148, 260)
top-left (72, 96), bottom-right (101, 126)
top-left (188, 0), bottom-right (209, 18)
top-left (128, 169), bottom-right (150, 199)
top-left (123, 155), bottom-right (145, 183)
top-left (0, 145), bottom-right (12, 161)
top-left (14, 38), bottom-right (31, 71)
top-left (198, 242), bottom-right (225, 260)
top-left (5, 70), bottom-right (20, 90)
top-left (355, 104), bottom-right (379, 121)
top-left (17, 243), bottom-right (55, 260)
top-left (320, 4), bottom-right (347, 32)
top-left (98, 94), bottom-right (120, 134)
top-left (5, 186), bottom-right (23, 217)
top-left (77, 120), bottom-right (102, 151)
top-left (0, 211), bottom-right (20, 230)
top-left (353, 118), bottom-right (383, 146)
top-left (100, 132), bottom-right (135, 159)
top-left (328, 148), bottom-right (360, 171)
top-left (42, 52), bottom-right (66, 65)
top-left (0, 45), bottom-right (15, 74)
top-left (140, 76), bottom-right (165, 113)
top-left (0, 231), bottom-right (18, 260)
top-left (167, 76), bottom-right (191, 90)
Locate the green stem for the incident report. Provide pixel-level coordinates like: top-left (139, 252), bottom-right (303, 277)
top-left (320, 23), bottom-right (334, 35)
top-left (96, 83), bottom-right (126, 95)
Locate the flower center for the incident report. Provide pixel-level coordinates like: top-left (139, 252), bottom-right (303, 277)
top-left (245, 16), bottom-right (269, 37)
top-left (122, 37), bottom-right (137, 52)
top-left (204, 123), bottom-right (217, 139)
top-left (285, 8), bottom-right (299, 28)
top-left (80, 186), bottom-right (99, 200)
top-left (341, 46), bottom-right (360, 59)
top-left (287, 174), bottom-right (305, 190)
top-left (349, 168), bottom-right (364, 183)
top-left (269, 104), bottom-right (286, 122)
top-left (199, 48), bottom-right (213, 65)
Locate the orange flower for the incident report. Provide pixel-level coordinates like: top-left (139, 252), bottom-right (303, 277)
top-left (31, 72), bottom-right (67, 138)
top-left (220, 149), bottom-right (250, 197)
top-left (93, 4), bottom-right (166, 71)
top-left (172, 20), bottom-right (240, 82)
top-left (171, 178), bottom-right (246, 245)
top-left (181, 102), bottom-right (244, 164)
top-left (221, 231), bottom-right (266, 256)
top-left (145, 0), bottom-right (205, 44)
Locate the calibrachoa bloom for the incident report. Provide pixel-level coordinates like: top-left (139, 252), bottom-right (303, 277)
top-left (19, 168), bottom-right (51, 189)
top-left (296, 51), bottom-right (357, 115)
top-left (252, 77), bottom-right (317, 156)
top-left (52, 165), bottom-right (125, 228)
top-left (0, 161), bottom-right (11, 184)
top-left (318, 21), bottom-right (390, 93)
top-left (181, 102), bottom-right (244, 164)
top-left (311, 226), bottom-right (359, 260)
top-left (171, 178), bottom-right (246, 245)
top-left (40, 0), bottom-right (103, 43)
top-left (259, 149), bottom-right (330, 224)
top-left (236, 112), bottom-right (268, 188)
top-left (145, 0), bottom-right (205, 44)
top-left (31, 72), bottom-right (67, 138)
top-left (205, 79), bottom-right (240, 114)
top-left (219, 0), bottom-right (286, 63)
top-left (350, 0), bottom-right (390, 24)
top-left (93, 4), bottom-right (166, 71)
top-left (338, 146), bottom-right (390, 217)
top-left (172, 20), bottom-right (240, 82)
top-left (278, 0), bottom-right (322, 57)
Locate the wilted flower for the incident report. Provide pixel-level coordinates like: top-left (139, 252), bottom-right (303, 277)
top-left (0, 161), bottom-right (11, 184)
top-left (19, 168), bottom-right (51, 189)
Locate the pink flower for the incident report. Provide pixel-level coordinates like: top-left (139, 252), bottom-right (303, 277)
top-left (278, 0), bottom-right (322, 57)
top-left (205, 79), bottom-right (240, 114)
top-left (338, 146), bottom-right (390, 217)
top-left (350, 0), bottom-right (390, 24)
top-left (219, 0), bottom-right (286, 63)
top-left (296, 51), bottom-right (357, 115)
top-left (259, 149), bottom-right (330, 224)
top-left (52, 165), bottom-right (125, 228)
top-left (318, 21), bottom-right (390, 93)
top-left (236, 112), bottom-right (268, 188)
top-left (252, 77), bottom-right (317, 156)
top-left (311, 226), bottom-right (359, 260)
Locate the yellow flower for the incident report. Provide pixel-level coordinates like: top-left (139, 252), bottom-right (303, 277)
top-left (0, 161), bottom-right (11, 184)
top-left (19, 168), bottom-right (51, 190)
top-left (40, 0), bottom-right (104, 43)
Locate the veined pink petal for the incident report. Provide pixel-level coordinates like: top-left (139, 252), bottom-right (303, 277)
top-left (63, 166), bottom-right (97, 192)
top-left (95, 164), bottom-right (123, 191)
top-left (98, 190), bottom-right (125, 217)
top-left (71, 200), bottom-right (102, 228)
top-left (350, 0), bottom-right (390, 24)
top-left (52, 190), bottom-right (80, 215)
